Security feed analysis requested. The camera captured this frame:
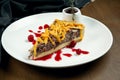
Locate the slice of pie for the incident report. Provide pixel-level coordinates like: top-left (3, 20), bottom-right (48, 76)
top-left (29, 19), bottom-right (85, 59)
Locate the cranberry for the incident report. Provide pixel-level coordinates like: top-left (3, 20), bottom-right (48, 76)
top-left (81, 50), bottom-right (89, 54)
top-left (34, 53), bottom-right (53, 61)
top-left (44, 24), bottom-right (49, 29)
top-left (32, 40), bottom-right (36, 45)
top-left (34, 33), bottom-right (41, 37)
top-left (28, 34), bottom-right (34, 42)
top-left (72, 48), bottom-right (81, 55)
top-left (55, 50), bottom-right (62, 61)
top-left (39, 26), bottom-right (43, 30)
top-left (37, 31), bottom-right (41, 33)
top-left (28, 30), bottom-right (33, 32)
top-left (63, 53), bottom-right (72, 57)
top-left (76, 49), bottom-right (82, 55)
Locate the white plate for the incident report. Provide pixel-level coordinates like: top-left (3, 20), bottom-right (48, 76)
top-left (1, 12), bottom-right (113, 68)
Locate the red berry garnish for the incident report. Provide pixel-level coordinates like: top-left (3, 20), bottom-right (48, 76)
top-left (72, 48), bottom-right (81, 55)
top-left (28, 34), bottom-right (34, 42)
top-left (32, 40), bottom-right (36, 45)
top-left (76, 49), bottom-right (81, 55)
top-left (28, 30), bottom-right (33, 33)
top-left (81, 50), bottom-right (89, 54)
top-left (37, 31), bottom-right (41, 33)
top-left (44, 24), bottom-right (49, 29)
top-left (34, 33), bottom-right (41, 37)
top-left (63, 53), bottom-right (72, 57)
top-left (72, 48), bottom-right (77, 52)
top-left (39, 26), bottom-right (43, 30)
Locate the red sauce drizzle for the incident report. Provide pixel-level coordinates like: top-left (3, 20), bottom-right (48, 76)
top-left (34, 33), bottom-right (41, 37)
top-left (72, 49), bottom-right (81, 55)
top-left (72, 48), bottom-right (89, 55)
top-left (37, 31), bottom-right (41, 33)
top-left (28, 29), bottom-right (41, 37)
top-left (32, 40), bottom-right (36, 45)
top-left (54, 50), bottom-right (62, 61)
top-left (81, 50), bottom-right (89, 54)
top-left (66, 41), bottom-right (76, 48)
top-left (29, 30), bottom-right (33, 32)
top-left (34, 53), bottom-right (53, 61)
top-left (28, 34), bottom-right (34, 42)
top-left (63, 53), bottom-right (72, 57)
top-left (39, 26), bottom-right (43, 30)
top-left (44, 24), bottom-right (49, 29)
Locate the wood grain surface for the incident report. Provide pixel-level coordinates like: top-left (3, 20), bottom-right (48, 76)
top-left (0, 0), bottom-right (120, 80)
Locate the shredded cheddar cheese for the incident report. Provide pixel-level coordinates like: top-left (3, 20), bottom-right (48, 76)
top-left (33, 19), bottom-right (84, 57)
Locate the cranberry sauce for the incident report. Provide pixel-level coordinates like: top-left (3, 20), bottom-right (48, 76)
top-left (63, 53), bottom-right (72, 57)
top-left (54, 50), bottom-right (62, 61)
top-left (34, 53), bottom-right (53, 61)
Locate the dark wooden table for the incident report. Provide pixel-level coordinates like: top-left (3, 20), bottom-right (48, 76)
top-left (0, 0), bottom-right (120, 80)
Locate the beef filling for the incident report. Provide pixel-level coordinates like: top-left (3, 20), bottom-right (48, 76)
top-left (36, 29), bottom-right (80, 55)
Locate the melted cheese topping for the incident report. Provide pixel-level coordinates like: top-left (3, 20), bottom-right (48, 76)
top-left (33, 19), bottom-right (84, 57)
